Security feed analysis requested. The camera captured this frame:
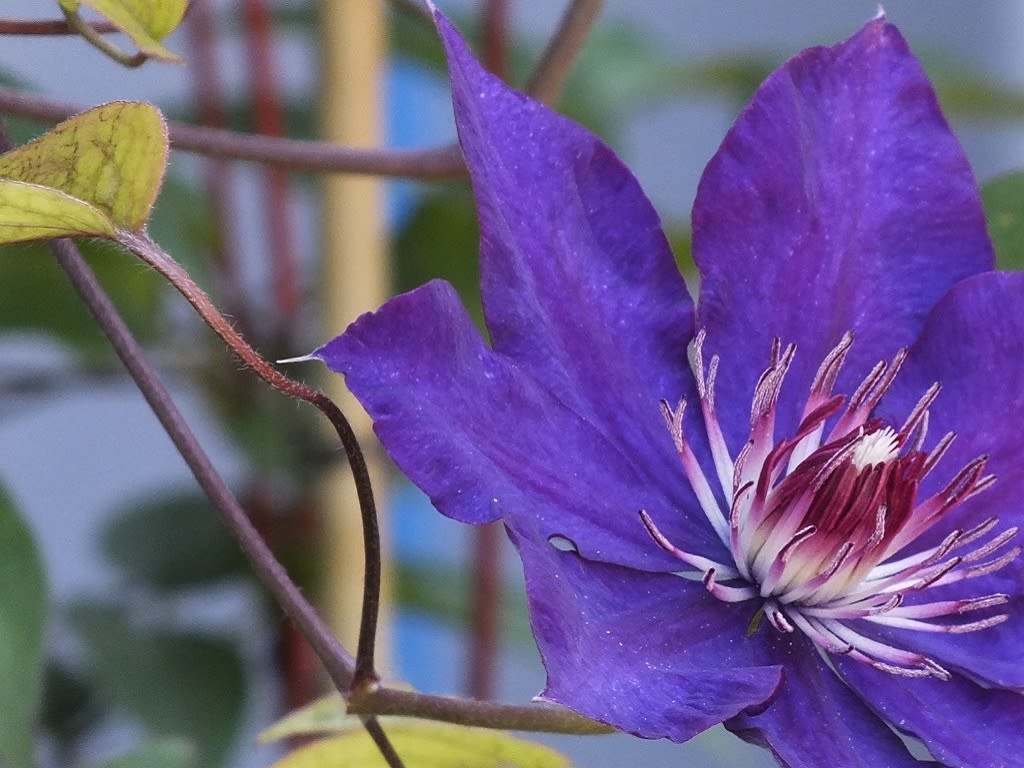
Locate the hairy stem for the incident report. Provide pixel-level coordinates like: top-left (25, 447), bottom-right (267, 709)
top-left (116, 230), bottom-right (384, 685)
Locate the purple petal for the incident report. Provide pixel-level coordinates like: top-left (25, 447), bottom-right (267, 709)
top-left (316, 280), bottom-right (721, 570)
top-left (838, 660), bottom-right (1024, 767)
top-left (511, 527), bottom-right (783, 742)
top-left (874, 272), bottom-right (1024, 687)
top-left (694, 18), bottom-right (992, 449)
top-left (726, 634), bottom-right (928, 768)
top-left (435, 12), bottom-right (700, 508)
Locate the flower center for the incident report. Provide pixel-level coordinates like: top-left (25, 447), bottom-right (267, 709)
top-left (641, 330), bottom-right (1020, 679)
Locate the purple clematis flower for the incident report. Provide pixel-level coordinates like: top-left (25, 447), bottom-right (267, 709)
top-left (315, 10), bottom-right (1024, 767)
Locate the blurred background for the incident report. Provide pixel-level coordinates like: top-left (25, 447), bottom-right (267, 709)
top-left (2, 1), bottom-right (1024, 766)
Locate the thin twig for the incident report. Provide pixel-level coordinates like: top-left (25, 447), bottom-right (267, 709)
top-left (466, 0), bottom-right (508, 703)
top-left (0, 1), bottom-right (600, 178)
top-left (115, 230), bottom-right (386, 686)
top-left (60, 6), bottom-right (148, 67)
top-left (0, 17), bottom-right (119, 35)
top-left (50, 235), bottom-right (362, 695)
top-left (241, 0), bottom-right (300, 337)
top-left (0, 123), bottom-right (399, 766)
top-left (0, 97), bottom-right (360, 701)
top-left (525, 0), bottom-right (604, 104)
top-left (0, 83), bottom-right (464, 178)
top-left (349, 688), bottom-right (614, 734)
top-left (185, 0), bottom-right (251, 334)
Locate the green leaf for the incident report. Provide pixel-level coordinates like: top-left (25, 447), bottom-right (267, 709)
top-left (0, 481), bottom-right (48, 768)
top-left (96, 738), bottom-right (195, 768)
top-left (0, 239), bottom-right (163, 359)
top-left (58, 0), bottom-right (186, 61)
top-left (100, 490), bottom-right (248, 592)
top-left (395, 561), bottom-right (532, 643)
top-left (39, 660), bottom-right (103, 746)
top-left (70, 603), bottom-right (245, 767)
top-left (982, 173), bottom-right (1024, 270)
top-left (271, 723), bottom-right (572, 768)
top-left (0, 102), bottom-right (168, 236)
top-left (395, 186), bottom-right (481, 327)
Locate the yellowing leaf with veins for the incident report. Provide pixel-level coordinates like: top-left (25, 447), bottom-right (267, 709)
top-left (58, 0), bottom-right (187, 61)
top-left (0, 102), bottom-right (168, 232)
top-left (271, 723), bottom-right (573, 768)
top-left (0, 180), bottom-right (115, 244)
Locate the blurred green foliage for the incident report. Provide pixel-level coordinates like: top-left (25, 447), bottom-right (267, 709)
top-left (0, 481), bottom-right (47, 768)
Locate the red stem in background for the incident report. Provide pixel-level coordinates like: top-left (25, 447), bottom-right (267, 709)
top-left (185, 0), bottom-right (250, 335)
top-left (0, 17), bottom-right (119, 35)
top-left (241, 0), bottom-right (300, 340)
top-left (466, 0), bottom-right (509, 703)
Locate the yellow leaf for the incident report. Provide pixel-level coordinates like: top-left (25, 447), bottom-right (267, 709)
top-left (0, 180), bottom-right (115, 244)
top-left (258, 694), bottom-right (349, 743)
top-left (58, 0), bottom-right (187, 62)
top-left (0, 102), bottom-right (169, 232)
top-left (270, 722), bottom-right (572, 768)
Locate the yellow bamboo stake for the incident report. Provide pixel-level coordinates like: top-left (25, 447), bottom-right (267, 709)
top-left (318, 0), bottom-right (392, 670)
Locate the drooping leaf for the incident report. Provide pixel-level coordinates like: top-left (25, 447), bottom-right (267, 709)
top-left (0, 180), bottom-right (115, 243)
top-left (270, 722), bottom-right (572, 768)
top-left (0, 481), bottom-right (48, 768)
top-left (0, 102), bottom-right (168, 237)
top-left (96, 738), bottom-right (195, 768)
top-left (982, 172), bottom-right (1024, 270)
top-left (70, 603), bottom-right (245, 768)
top-left (58, 0), bottom-right (186, 62)
top-left (100, 490), bottom-right (248, 592)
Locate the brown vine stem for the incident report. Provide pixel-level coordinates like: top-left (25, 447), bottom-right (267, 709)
top-left (526, 0), bottom-right (604, 105)
top-left (0, 0), bottom-right (602, 178)
top-left (116, 229), bottom-right (384, 687)
top-left (0, 17), bottom-right (118, 35)
top-left (50, 235), bottom-right (401, 768)
top-left (111, 230), bottom-right (610, 736)
top-left (0, 82), bottom-right (464, 178)
top-left (60, 7), bottom-right (148, 67)
top-left (21, 239), bottom-right (363, 696)
top-left (349, 688), bottom-right (614, 735)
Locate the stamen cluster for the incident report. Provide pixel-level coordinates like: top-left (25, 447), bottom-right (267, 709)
top-left (643, 331), bottom-right (1019, 679)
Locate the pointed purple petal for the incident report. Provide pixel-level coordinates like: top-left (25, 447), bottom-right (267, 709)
top-left (317, 280), bottom-right (721, 570)
top-left (726, 634), bottom-right (928, 768)
top-left (838, 660), bottom-right (1024, 767)
top-left (511, 528), bottom-right (783, 742)
top-left (874, 272), bottom-right (1024, 688)
top-left (436, 12), bottom-right (700, 507)
top-left (694, 18), bottom-right (992, 448)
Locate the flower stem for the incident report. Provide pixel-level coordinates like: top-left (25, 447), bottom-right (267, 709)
top-left (115, 230), bottom-right (384, 686)
top-left (349, 688), bottom-right (614, 735)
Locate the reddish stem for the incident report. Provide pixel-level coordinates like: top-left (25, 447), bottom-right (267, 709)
top-left (466, 0), bottom-right (509, 703)
top-left (0, 17), bottom-right (118, 35)
top-left (185, 0), bottom-right (250, 334)
top-left (241, 0), bottom-right (300, 336)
